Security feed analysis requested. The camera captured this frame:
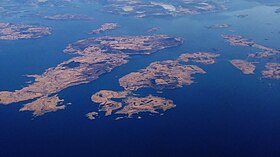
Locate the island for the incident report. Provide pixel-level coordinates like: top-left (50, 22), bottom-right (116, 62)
top-left (89, 23), bottom-right (119, 34)
top-left (0, 35), bottom-right (182, 116)
top-left (119, 60), bottom-right (206, 91)
top-left (224, 35), bottom-right (280, 79)
top-left (86, 112), bottom-right (99, 120)
top-left (0, 22), bottom-right (51, 40)
top-left (91, 90), bottom-right (129, 116)
top-left (89, 91), bottom-right (175, 119)
top-left (223, 35), bottom-right (280, 58)
top-left (223, 35), bottom-right (255, 47)
top-left (41, 14), bottom-right (93, 21)
top-left (262, 63), bottom-right (280, 79)
top-left (116, 95), bottom-right (175, 118)
top-left (230, 60), bottom-right (256, 74)
top-left (178, 52), bottom-right (220, 64)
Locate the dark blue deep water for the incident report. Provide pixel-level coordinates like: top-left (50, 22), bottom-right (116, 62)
top-left (0, 1), bottom-right (280, 157)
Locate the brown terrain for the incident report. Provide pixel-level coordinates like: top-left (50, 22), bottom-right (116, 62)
top-left (179, 52), bottom-right (220, 64)
top-left (89, 23), bottom-right (119, 34)
top-left (0, 22), bottom-right (51, 40)
top-left (116, 95), bottom-right (175, 117)
top-left (19, 95), bottom-right (65, 117)
top-left (224, 35), bottom-right (280, 79)
top-left (86, 112), bottom-right (99, 120)
top-left (91, 90), bottom-right (129, 116)
top-left (223, 35), bottom-right (280, 58)
top-left (119, 60), bottom-right (206, 91)
top-left (230, 60), bottom-right (256, 74)
top-left (89, 91), bottom-right (175, 119)
top-left (262, 63), bottom-right (280, 79)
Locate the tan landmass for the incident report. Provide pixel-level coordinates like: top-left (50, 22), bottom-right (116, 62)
top-left (89, 23), bottom-right (119, 34)
top-left (64, 35), bottom-right (182, 55)
top-left (42, 14), bottom-right (93, 21)
top-left (230, 60), bottom-right (256, 74)
top-left (179, 52), bottom-right (220, 64)
top-left (86, 112), bottom-right (98, 120)
top-left (262, 63), bottom-right (280, 79)
top-left (0, 22), bottom-right (51, 40)
top-left (116, 95), bottom-right (175, 117)
top-left (223, 35), bottom-right (280, 58)
top-left (90, 90), bottom-right (175, 118)
top-left (248, 50), bottom-right (280, 58)
top-left (223, 35), bottom-right (255, 47)
top-left (91, 90), bottom-right (129, 116)
top-left (19, 95), bottom-right (65, 117)
top-left (119, 60), bottom-right (206, 91)
top-left (0, 35), bottom-right (182, 116)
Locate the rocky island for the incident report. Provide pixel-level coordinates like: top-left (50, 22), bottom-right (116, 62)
top-left (223, 35), bottom-right (280, 58)
top-left (116, 95), bottom-right (175, 118)
top-left (86, 112), bottom-right (99, 120)
top-left (90, 90), bottom-right (175, 119)
top-left (262, 63), bottom-right (280, 79)
top-left (224, 34), bottom-right (280, 79)
top-left (0, 22), bottom-right (51, 40)
top-left (91, 90), bottom-right (129, 116)
top-left (119, 60), bottom-right (206, 91)
top-left (179, 52), bottom-right (220, 64)
top-left (230, 60), bottom-right (256, 74)
top-left (89, 23), bottom-right (119, 34)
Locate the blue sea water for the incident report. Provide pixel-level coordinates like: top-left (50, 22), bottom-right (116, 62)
top-left (0, 1), bottom-right (280, 157)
